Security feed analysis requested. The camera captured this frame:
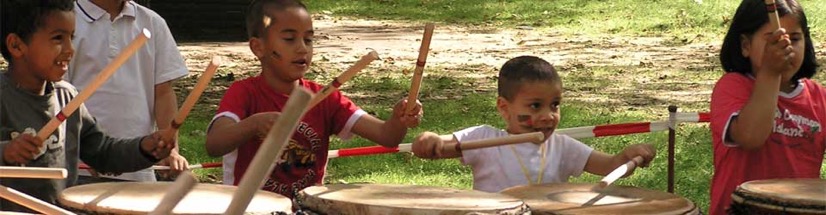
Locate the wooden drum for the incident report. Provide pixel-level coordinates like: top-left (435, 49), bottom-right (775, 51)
top-left (296, 184), bottom-right (529, 214)
top-left (730, 178), bottom-right (826, 215)
top-left (58, 182), bottom-right (292, 214)
top-left (501, 183), bottom-right (699, 215)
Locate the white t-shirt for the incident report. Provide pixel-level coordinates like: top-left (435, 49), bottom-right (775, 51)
top-left (68, 0), bottom-right (188, 181)
top-left (456, 125), bottom-right (593, 192)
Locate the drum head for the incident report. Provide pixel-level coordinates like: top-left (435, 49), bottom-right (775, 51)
top-left (297, 183), bottom-right (528, 214)
top-left (58, 182), bottom-right (292, 214)
top-left (500, 183), bottom-right (697, 215)
top-left (732, 178), bottom-right (826, 214)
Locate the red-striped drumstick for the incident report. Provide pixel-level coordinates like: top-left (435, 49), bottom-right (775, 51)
top-left (765, 0), bottom-right (782, 30)
top-left (307, 51), bottom-right (378, 109)
top-left (329, 132), bottom-right (543, 158)
top-left (36, 29), bottom-right (151, 143)
top-left (405, 23), bottom-right (435, 112)
top-left (78, 162), bottom-right (222, 171)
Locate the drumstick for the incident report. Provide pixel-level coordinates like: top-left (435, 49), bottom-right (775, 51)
top-left (36, 29), bottom-right (151, 143)
top-left (595, 156), bottom-right (645, 189)
top-left (0, 166), bottom-right (67, 179)
top-left (149, 171), bottom-right (198, 215)
top-left (405, 23), bottom-right (435, 112)
top-left (765, 0), bottom-right (782, 30)
top-left (78, 162), bottom-right (222, 170)
top-left (226, 88), bottom-right (312, 215)
top-left (307, 51), bottom-right (379, 108)
top-left (328, 132), bottom-right (544, 158)
top-left (169, 56), bottom-right (222, 131)
top-left (0, 185), bottom-right (76, 215)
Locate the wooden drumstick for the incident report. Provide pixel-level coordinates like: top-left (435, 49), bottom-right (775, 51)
top-left (0, 185), bottom-right (76, 215)
top-left (765, 0), bottom-right (782, 30)
top-left (440, 131), bottom-right (545, 154)
top-left (405, 23), bottom-right (435, 112)
top-left (0, 166), bottom-right (67, 179)
top-left (169, 56), bottom-right (222, 132)
top-left (307, 51), bottom-right (379, 108)
top-left (225, 87), bottom-right (312, 215)
top-left (595, 156), bottom-right (645, 189)
top-left (36, 29), bottom-right (151, 143)
top-left (149, 171), bottom-right (198, 215)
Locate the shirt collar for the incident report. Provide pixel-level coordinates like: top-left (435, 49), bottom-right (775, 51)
top-left (76, 0), bottom-right (136, 23)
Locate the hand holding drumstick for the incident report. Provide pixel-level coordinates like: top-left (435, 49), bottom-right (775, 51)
top-left (412, 131), bottom-right (544, 159)
top-left (593, 144), bottom-right (656, 189)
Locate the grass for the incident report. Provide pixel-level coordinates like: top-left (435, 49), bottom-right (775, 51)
top-left (305, 0), bottom-right (826, 40)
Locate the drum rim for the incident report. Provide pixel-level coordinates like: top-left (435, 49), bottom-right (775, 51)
top-left (298, 183), bottom-right (529, 213)
top-left (732, 188), bottom-right (826, 213)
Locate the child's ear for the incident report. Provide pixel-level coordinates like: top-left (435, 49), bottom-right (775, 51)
top-left (496, 96), bottom-right (510, 119)
top-left (5, 33), bottom-right (25, 57)
top-left (740, 34), bottom-right (751, 58)
top-left (249, 37), bottom-right (265, 59)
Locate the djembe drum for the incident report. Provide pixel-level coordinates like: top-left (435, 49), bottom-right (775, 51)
top-left (296, 183), bottom-right (529, 215)
top-left (501, 182), bottom-right (699, 215)
top-left (58, 182), bottom-right (292, 214)
top-left (730, 178), bottom-right (826, 215)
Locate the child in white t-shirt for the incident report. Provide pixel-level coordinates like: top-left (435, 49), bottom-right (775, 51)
top-left (412, 56), bottom-right (656, 192)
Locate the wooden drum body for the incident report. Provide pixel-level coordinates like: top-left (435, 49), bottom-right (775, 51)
top-left (58, 182), bottom-right (292, 214)
top-left (297, 184), bottom-right (529, 215)
top-left (501, 183), bottom-right (698, 215)
top-left (730, 179), bottom-right (826, 215)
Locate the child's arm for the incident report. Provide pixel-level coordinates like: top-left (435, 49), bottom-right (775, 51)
top-left (412, 131), bottom-right (461, 159)
top-left (351, 99), bottom-right (422, 147)
top-left (726, 29), bottom-right (794, 150)
top-left (0, 134), bottom-right (43, 165)
top-left (205, 112), bottom-right (280, 157)
top-left (583, 144), bottom-right (655, 177)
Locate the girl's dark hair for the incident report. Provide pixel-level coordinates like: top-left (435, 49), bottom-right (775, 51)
top-left (245, 0), bottom-right (307, 39)
top-left (720, 0), bottom-right (818, 80)
top-left (1, 0), bottom-right (74, 62)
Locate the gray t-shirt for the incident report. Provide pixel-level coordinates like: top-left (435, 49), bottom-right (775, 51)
top-left (0, 74), bottom-right (157, 212)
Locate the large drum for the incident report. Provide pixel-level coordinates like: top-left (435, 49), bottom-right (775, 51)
top-left (296, 183), bottom-right (529, 214)
top-left (730, 178), bottom-right (826, 215)
top-left (501, 183), bottom-right (699, 215)
top-left (58, 182), bottom-right (292, 214)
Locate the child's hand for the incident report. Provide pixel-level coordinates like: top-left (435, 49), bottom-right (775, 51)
top-left (141, 130), bottom-right (176, 160)
top-left (412, 132), bottom-right (443, 159)
top-left (157, 151), bottom-right (189, 179)
top-left (760, 28), bottom-right (796, 76)
top-left (2, 133), bottom-right (43, 165)
top-left (393, 99), bottom-right (423, 128)
top-left (621, 144), bottom-right (656, 168)
top-left (248, 112), bottom-right (281, 139)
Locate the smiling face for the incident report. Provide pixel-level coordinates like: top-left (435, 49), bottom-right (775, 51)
top-left (7, 10), bottom-right (75, 85)
top-left (497, 80), bottom-right (563, 141)
top-left (250, 6), bottom-right (314, 84)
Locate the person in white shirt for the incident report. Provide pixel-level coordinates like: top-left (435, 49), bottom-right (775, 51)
top-left (67, 0), bottom-right (189, 182)
top-left (412, 56), bottom-right (656, 192)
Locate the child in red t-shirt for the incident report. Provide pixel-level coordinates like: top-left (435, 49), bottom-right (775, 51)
top-left (205, 0), bottom-right (422, 198)
top-left (710, 0), bottom-right (824, 214)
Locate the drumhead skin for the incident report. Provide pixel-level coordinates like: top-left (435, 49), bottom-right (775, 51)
top-left (500, 183), bottom-right (698, 215)
top-left (58, 182), bottom-right (292, 214)
top-left (731, 178), bottom-right (826, 214)
top-left (297, 184), bottom-right (529, 215)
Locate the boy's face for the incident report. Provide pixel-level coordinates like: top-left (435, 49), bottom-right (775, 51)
top-left (7, 10), bottom-right (74, 82)
top-left (250, 7), bottom-right (313, 82)
top-left (497, 80), bottom-right (562, 141)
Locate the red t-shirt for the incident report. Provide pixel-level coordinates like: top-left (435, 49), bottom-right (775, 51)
top-left (709, 73), bottom-right (826, 215)
top-left (212, 75), bottom-right (363, 198)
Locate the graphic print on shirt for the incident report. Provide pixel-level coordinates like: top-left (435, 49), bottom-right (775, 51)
top-left (262, 121), bottom-right (323, 196)
top-left (772, 108), bottom-right (822, 146)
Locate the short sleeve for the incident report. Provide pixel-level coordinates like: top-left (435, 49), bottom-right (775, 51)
top-left (328, 90), bottom-right (363, 139)
top-left (151, 17), bottom-right (188, 85)
top-left (454, 125), bottom-right (496, 166)
top-left (710, 73), bottom-right (754, 147)
top-left (209, 81), bottom-right (250, 130)
top-left (558, 135), bottom-right (593, 177)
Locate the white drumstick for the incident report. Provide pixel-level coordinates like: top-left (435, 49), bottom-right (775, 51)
top-left (149, 171), bottom-right (198, 215)
top-left (225, 88), bottom-right (312, 215)
top-left (0, 185), bottom-right (76, 215)
top-left (596, 156), bottom-right (645, 189)
top-left (0, 166), bottom-right (67, 179)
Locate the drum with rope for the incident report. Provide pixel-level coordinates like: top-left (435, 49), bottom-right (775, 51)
top-left (730, 178), bottom-right (826, 215)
